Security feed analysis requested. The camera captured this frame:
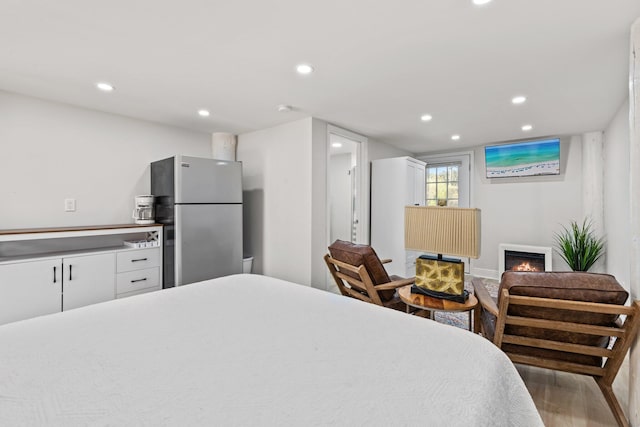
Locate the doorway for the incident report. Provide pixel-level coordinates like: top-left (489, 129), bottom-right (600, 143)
top-left (328, 137), bottom-right (357, 243)
top-left (326, 126), bottom-right (368, 291)
top-left (327, 126), bottom-right (368, 245)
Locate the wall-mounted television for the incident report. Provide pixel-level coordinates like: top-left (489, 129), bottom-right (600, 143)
top-left (485, 138), bottom-right (560, 178)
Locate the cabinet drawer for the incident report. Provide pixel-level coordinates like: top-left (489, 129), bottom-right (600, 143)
top-left (117, 248), bottom-right (160, 272)
top-left (116, 267), bottom-right (160, 294)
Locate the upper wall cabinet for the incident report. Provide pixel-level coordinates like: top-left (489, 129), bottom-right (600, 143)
top-left (371, 157), bottom-right (426, 277)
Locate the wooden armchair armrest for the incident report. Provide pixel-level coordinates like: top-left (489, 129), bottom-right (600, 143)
top-left (376, 276), bottom-right (415, 291)
top-left (380, 258), bottom-right (392, 264)
top-left (472, 278), bottom-right (499, 317)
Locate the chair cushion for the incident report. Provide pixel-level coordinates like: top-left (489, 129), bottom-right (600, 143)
top-left (499, 271), bottom-right (628, 366)
top-left (328, 240), bottom-right (395, 301)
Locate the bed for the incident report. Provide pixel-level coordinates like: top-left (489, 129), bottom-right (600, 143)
top-left (0, 274), bottom-right (543, 426)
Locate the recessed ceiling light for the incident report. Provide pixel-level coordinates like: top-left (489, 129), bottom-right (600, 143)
top-left (296, 64), bottom-right (314, 75)
top-left (472, 0), bottom-right (493, 5)
top-left (277, 104), bottom-right (292, 112)
top-left (332, 142), bottom-right (343, 148)
top-left (420, 114), bottom-right (433, 122)
top-left (451, 135), bottom-right (461, 141)
top-left (198, 109), bottom-right (210, 117)
top-left (512, 95), bottom-right (527, 104)
top-left (522, 124), bottom-right (533, 131)
top-left (96, 82), bottom-right (114, 92)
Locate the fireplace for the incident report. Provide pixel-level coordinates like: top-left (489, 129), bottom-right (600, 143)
top-left (498, 243), bottom-right (552, 277)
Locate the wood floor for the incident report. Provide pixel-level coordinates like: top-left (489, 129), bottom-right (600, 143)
top-left (517, 357), bottom-right (629, 426)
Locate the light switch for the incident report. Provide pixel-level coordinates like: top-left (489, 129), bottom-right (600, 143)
top-left (64, 198), bottom-right (76, 212)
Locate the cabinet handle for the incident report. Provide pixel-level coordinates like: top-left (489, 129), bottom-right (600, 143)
top-left (131, 258), bottom-right (148, 262)
top-left (69, 265), bottom-right (73, 281)
top-left (131, 278), bottom-right (148, 283)
top-left (53, 266), bottom-right (57, 283)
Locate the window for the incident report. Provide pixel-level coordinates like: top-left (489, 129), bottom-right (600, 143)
top-left (426, 163), bottom-right (460, 207)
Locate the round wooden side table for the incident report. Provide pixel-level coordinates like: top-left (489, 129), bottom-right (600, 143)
top-left (398, 285), bottom-right (479, 332)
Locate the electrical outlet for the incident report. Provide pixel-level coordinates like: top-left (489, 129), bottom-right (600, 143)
top-left (64, 198), bottom-right (76, 212)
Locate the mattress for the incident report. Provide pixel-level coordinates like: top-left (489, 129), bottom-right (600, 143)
top-left (0, 274), bottom-right (543, 426)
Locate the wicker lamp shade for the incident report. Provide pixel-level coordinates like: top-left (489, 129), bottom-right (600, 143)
top-left (404, 206), bottom-right (481, 258)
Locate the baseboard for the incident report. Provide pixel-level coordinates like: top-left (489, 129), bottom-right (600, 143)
top-left (471, 268), bottom-right (499, 280)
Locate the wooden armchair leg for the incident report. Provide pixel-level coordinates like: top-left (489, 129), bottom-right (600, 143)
top-left (473, 307), bottom-right (481, 334)
top-left (595, 378), bottom-right (629, 427)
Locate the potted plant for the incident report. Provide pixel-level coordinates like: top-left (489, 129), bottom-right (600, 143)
top-left (554, 219), bottom-right (605, 272)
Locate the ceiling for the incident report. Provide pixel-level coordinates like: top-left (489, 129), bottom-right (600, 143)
top-left (1, 0), bottom-right (639, 153)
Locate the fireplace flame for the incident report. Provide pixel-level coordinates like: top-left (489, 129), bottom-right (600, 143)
top-left (512, 262), bottom-right (539, 272)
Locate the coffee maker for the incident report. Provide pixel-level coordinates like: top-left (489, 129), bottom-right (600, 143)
top-left (132, 195), bottom-right (155, 224)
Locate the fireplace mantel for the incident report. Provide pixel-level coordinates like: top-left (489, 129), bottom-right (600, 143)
top-left (498, 243), bottom-right (552, 277)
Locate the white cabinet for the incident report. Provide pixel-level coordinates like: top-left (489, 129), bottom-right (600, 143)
top-left (0, 252), bottom-right (116, 324)
top-left (0, 258), bottom-right (62, 324)
top-left (371, 157), bottom-right (426, 277)
top-left (0, 224), bottom-right (163, 325)
top-left (406, 160), bottom-right (426, 207)
top-left (116, 248), bottom-right (161, 298)
top-left (63, 253), bottom-right (115, 311)
top-left (116, 248), bottom-right (161, 273)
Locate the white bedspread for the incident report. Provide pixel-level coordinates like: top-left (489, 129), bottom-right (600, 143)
top-left (0, 274), bottom-right (542, 426)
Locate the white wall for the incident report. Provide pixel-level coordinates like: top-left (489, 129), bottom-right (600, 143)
top-left (603, 100), bottom-right (631, 290)
top-left (581, 132), bottom-right (606, 273)
top-left (0, 91), bottom-right (210, 229)
top-left (238, 121), bottom-right (411, 288)
top-left (310, 118), bottom-right (328, 288)
top-left (237, 118), bottom-right (314, 285)
top-left (628, 19), bottom-right (640, 424)
top-left (368, 138), bottom-right (412, 161)
top-left (471, 136), bottom-right (583, 278)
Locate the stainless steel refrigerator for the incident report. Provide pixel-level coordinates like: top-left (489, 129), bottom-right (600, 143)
top-left (151, 155), bottom-right (243, 287)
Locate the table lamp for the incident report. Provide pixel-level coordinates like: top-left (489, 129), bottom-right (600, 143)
top-left (404, 206), bottom-right (481, 301)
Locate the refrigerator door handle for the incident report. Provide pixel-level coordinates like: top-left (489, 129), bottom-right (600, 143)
top-left (175, 206), bottom-right (183, 285)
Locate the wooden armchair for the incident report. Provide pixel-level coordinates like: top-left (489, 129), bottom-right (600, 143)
top-left (324, 240), bottom-right (415, 311)
top-left (473, 271), bottom-right (640, 427)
